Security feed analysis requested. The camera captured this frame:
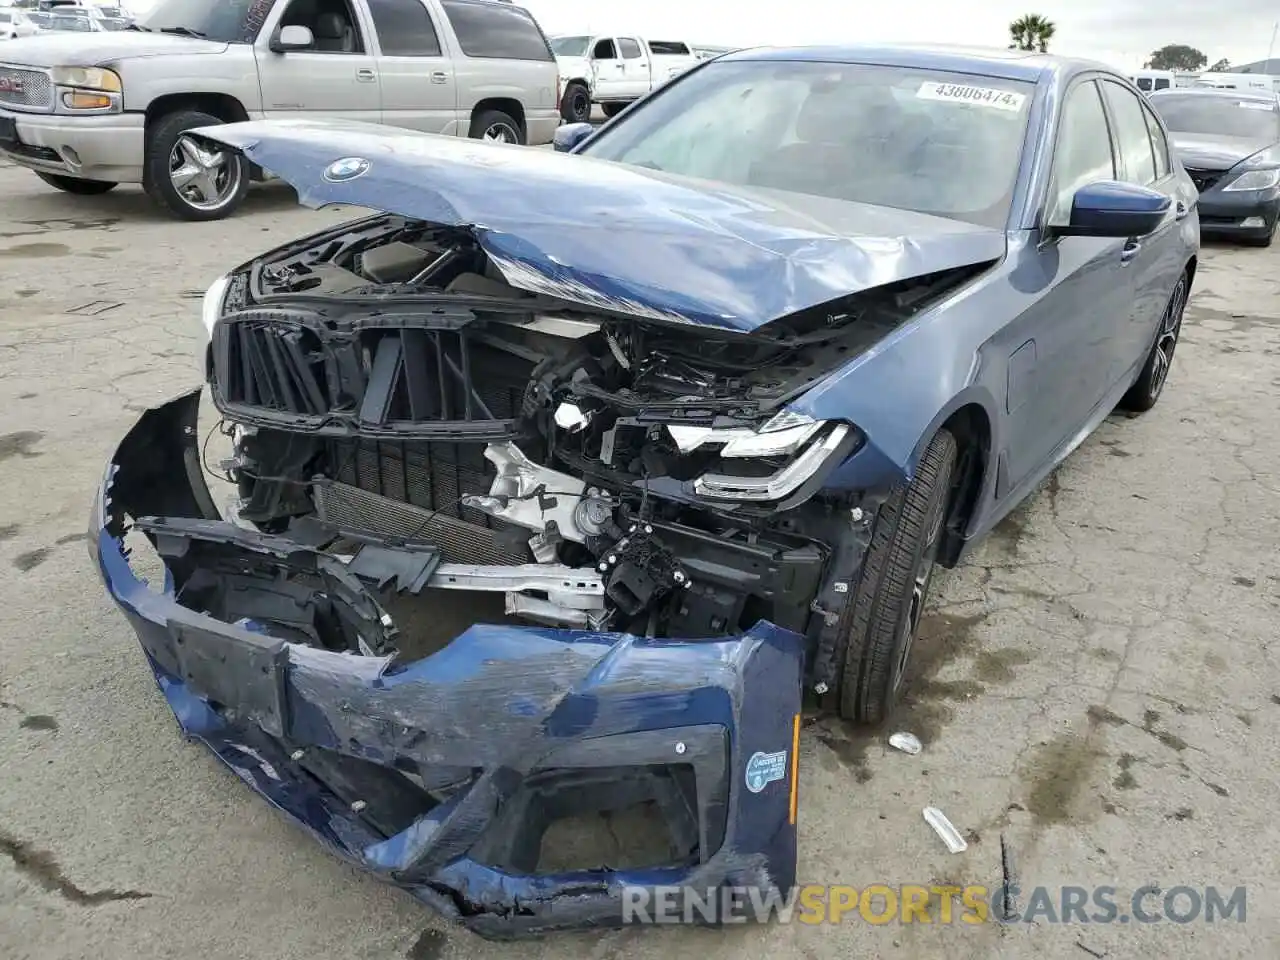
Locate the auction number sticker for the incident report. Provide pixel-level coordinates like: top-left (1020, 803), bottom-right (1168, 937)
top-left (917, 81), bottom-right (1027, 111)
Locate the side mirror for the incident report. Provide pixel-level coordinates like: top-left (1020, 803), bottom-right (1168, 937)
top-left (1053, 180), bottom-right (1171, 238)
top-left (553, 122), bottom-right (594, 153)
top-left (270, 24), bottom-right (313, 52)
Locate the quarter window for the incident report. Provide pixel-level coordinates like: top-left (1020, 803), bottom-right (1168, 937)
top-left (1048, 80), bottom-right (1116, 226)
top-left (441, 0), bottom-right (553, 60)
top-left (367, 0), bottom-right (440, 57)
top-left (1101, 80), bottom-right (1157, 185)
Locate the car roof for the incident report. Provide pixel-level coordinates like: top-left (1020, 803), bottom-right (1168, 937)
top-left (1149, 87), bottom-right (1278, 104)
top-left (720, 43), bottom-right (1118, 84)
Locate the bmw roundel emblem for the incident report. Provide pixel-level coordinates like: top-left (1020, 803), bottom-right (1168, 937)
top-left (323, 156), bottom-right (370, 183)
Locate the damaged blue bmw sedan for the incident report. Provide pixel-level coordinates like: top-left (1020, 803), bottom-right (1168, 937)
top-left (91, 44), bottom-right (1198, 936)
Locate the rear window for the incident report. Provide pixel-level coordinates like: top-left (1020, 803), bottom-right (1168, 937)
top-left (1150, 94), bottom-right (1280, 139)
top-left (441, 0), bottom-right (552, 61)
top-left (649, 40), bottom-right (690, 55)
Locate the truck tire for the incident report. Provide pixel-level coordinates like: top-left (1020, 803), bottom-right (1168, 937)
top-left (469, 108), bottom-right (524, 144)
top-left (560, 82), bottom-right (591, 123)
top-left (838, 428), bottom-right (958, 723)
top-left (34, 171), bottom-right (117, 195)
top-left (143, 109), bottom-right (248, 222)
top-left (601, 103), bottom-right (626, 119)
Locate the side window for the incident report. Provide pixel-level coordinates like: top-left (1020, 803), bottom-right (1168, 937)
top-left (1101, 80), bottom-right (1157, 185)
top-left (1141, 102), bottom-right (1171, 179)
top-left (440, 0), bottom-right (553, 60)
top-left (367, 0), bottom-right (440, 56)
top-left (593, 38), bottom-right (617, 59)
top-left (1136, 77), bottom-right (1152, 91)
top-left (1154, 78), bottom-right (1171, 90)
top-left (1047, 80), bottom-right (1115, 226)
top-left (618, 37), bottom-right (642, 59)
top-left (278, 0), bottom-right (366, 53)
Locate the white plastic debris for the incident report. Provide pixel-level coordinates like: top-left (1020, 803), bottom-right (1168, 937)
top-left (923, 807), bottom-right (968, 853)
top-left (888, 732), bottom-right (922, 755)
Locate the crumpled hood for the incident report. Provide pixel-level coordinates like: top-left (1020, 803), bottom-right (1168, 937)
top-left (1171, 133), bottom-right (1273, 172)
top-left (195, 118), bottom-right (1007, 333)
top-left (0, 30), bottom-right (228, 66)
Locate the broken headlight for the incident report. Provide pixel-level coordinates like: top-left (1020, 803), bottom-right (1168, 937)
top-left (670, 413), bottom-right (856, 502)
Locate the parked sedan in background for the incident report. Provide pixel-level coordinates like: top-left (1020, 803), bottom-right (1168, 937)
top-left (1149, 87), bottom-right (1280, 245)
top-left (91, 45), bottom-right (1198, 935)
top-left (0, 7), bottom-right (42, 38)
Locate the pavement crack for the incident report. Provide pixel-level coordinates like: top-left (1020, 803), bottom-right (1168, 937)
top-left (0, 829), bottom-right (152, 905)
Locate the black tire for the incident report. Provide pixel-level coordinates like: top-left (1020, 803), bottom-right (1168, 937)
top-left (34, 171), bottom-right (118, 195)
top-left (560, 82), bottom-right (591, 123)
top-left (143, 109), bottom-right (248, 222)
top-left (1119, 271), bottom-right (1188, 413)
top-left (838, 429), bottom-right (958, 723)
top-left (469, 108), bottom-right (524, 145)
top-left (601, 103), bottom-right (626, 119)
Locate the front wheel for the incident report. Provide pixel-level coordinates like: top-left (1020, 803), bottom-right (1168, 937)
top-left (560, 82), bottom-right (591, 123)
top-left (838, 429), bottom-right (958, 723)
top-left (34, 171), bottom-right (118, 195)
top-left (143, 109), bottom-right (248, 221)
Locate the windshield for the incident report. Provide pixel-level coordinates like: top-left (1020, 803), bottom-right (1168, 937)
top-left (550, 35), bottom-right (590, 56)
top-left (139, 0), bottom-right (264, 41)
top-left (0, 12), bottom-right (10, 22)
top-left (1150, 95), bottom-right (1280, 140)
top-left (582, 60), bottom-right (1034, 228)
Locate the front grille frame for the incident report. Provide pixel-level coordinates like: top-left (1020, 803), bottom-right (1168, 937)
top-left (0, 64), bottom-right (54, 112)
top-left (1183, 167), bottom-right (1224, 194)
top-left (210, 306), bottom-right (537, 442)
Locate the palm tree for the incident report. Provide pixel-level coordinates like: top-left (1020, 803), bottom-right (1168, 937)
top-left (1008, 14), bottom-right (1056, 53)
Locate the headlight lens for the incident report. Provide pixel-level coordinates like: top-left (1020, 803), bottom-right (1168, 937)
top-left (694, 422), bottom-right (854, 502)
top-left (667, 411), bottom-right (825, 460)
top-left (51, 66), bottom-right (122, 92)
top-left (201, 274), bottom-right (229, 339)
top-left (1223, 168), bottom-right (1280, 191)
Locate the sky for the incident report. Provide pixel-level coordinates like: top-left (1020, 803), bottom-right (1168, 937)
top-left (123, 0), bottom-right (1280, 71)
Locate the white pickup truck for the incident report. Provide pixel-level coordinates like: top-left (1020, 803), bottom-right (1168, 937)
top-left (550, 34), bottom-right (697, 122)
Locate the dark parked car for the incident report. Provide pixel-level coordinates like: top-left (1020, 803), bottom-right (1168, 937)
top-left (1149, 87), bottom-right (1280, 245)
top-left (91, 45), bottom-right (1199, 936)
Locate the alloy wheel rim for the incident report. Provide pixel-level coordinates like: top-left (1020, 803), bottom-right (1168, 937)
top-left (1150, 278), bottom-right (1187, 399)
top-left (891, 490), bottom-right (947, 695)
top-left (482, 123), bottom-right (517, 144)
top-left (169, 135), bottom-right (240, 211)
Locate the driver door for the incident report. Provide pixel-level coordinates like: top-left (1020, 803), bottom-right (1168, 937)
top-left (254, 0), bottom-right (382, 121)
top-left (589, 37), bottom-right (627, 101)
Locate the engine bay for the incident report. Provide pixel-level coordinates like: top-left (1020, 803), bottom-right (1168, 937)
top-left (203, 213), bottom-right (976, 653)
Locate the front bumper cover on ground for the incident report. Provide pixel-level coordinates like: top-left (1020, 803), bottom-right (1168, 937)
top-left (89, 389), bottom-right (805, 938)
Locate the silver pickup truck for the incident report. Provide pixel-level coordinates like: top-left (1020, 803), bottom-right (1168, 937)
top-left (0, 0), bottom-right (560, 219)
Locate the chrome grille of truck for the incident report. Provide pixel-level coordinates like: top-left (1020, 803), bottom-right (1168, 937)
top-left (0, 66), bottom-right (53, 110)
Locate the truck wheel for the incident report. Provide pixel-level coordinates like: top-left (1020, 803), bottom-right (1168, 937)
top-left (469, 109), bottom-right (524, 144)
top-left (601, 103), bottom-right (626, 119)
top-left (143, 109), bottom-right (248, 221)
top-left (34, 171), bottom-right (117, 195)
top-left (560, 82), bottom-right (591, 123)
top-left (838, 429), bottom-right (958, 723)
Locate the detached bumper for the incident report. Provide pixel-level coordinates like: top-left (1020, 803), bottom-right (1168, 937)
top-left (0, 107), bottom-right (144, 183)
top-left (90, 389), bottom-right (804, 938)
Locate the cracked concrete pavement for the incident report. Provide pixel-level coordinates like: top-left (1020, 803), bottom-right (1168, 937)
top-left (0, 165), bottom-right (1278, 960)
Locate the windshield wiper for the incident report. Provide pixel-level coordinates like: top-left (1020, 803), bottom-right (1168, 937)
top-left (158, 26), bottom-right (206, 37)
top-left (124, 23), bottom-right (152, 30)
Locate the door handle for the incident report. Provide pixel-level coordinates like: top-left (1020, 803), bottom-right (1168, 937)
top-left (430, 71), bottom-right (448, 83)
top-left (356, 68), bottom-right (376, 82)
top-left (1120, 239), bottom-right (1142, 263)
top-left (615, 63), bottom-right (625, 70)
top-left (1175, 200), bottom-right (1189, 220)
